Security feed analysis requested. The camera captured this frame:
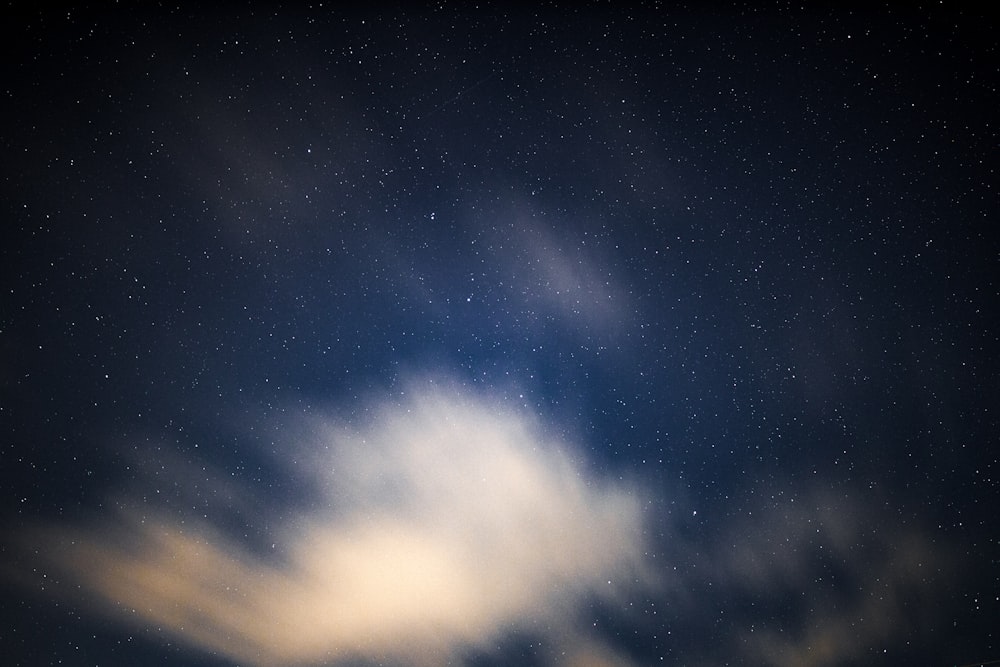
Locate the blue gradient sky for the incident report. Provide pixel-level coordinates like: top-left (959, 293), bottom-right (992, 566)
top-left (2, 4), bottom-right (997, 666)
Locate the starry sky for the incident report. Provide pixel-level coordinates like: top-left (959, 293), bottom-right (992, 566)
top-left (1, 4), bottom-right (998, 667)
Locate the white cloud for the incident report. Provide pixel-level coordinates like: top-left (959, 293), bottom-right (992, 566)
top-left (8, 381), bottom-right (954, 667)
top-left (12, 381), bottom-right (653, 666)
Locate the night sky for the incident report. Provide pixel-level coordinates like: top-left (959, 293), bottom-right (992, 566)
top-left (2, 4), bottom-right (998, 667)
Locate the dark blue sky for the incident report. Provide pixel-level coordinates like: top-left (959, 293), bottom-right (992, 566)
top-left (2, 4), bottom-right (997, 667)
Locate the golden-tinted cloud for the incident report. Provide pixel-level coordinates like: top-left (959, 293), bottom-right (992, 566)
top-left (11, 383), bottom-right (653, 666)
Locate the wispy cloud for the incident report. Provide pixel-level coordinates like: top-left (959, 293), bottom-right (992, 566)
top-left (735, 496), bottom-right (952, 667)
top-left (9, 381), bottom-right (653, 666)
top-left (498, 219), bottom-right (634, 345)
top-left (672, 488), bottom-right (956, 666)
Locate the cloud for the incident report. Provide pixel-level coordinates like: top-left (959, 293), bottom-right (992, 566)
top-left (9, 381), bottom-right (653, 666)
top-left (686, 488), bottom-right (955, 667)
top-left (5, 381), bottom-right (957, 667)
top-left (496, 219), bottom-right (635, 346)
